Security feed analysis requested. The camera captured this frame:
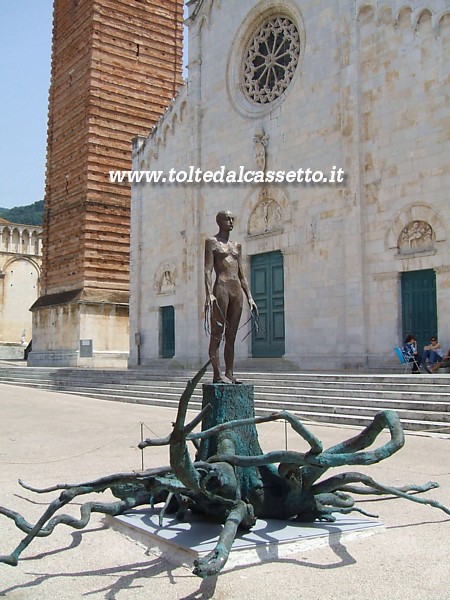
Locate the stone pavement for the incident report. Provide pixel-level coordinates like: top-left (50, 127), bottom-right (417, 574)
top-left (0, 383), bottom-right (448, 599)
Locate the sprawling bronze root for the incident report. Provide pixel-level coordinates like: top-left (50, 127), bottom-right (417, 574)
top-left (1, 363), bottom-right (448, 578)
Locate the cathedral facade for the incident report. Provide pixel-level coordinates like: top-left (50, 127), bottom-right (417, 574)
top-left (130, 0), bottom-right (450, 370)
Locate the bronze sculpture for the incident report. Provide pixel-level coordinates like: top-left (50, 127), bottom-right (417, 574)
top-left (204, 210), bottom-right (258, 383)
top-left (1, 215), bottom-right (449, 581)
top-left (0, 362), bottom-right (448, 579)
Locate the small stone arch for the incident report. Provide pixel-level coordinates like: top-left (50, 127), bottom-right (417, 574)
top-left (241, 186), bottom-right (291, 238)
top-left (395, 6), bottom-right (413, 29)
top-left (413, 8), bottom-right (433, 33)
top-left (1, 226), bottom-right (11, 251)
top-left (357, 3), bottom-right (375, 22)
top-left (377, 5), bottom-right (392, 26)
top-left (386, 204), bottom-right (447, 255)
top-left (177, 99), bottom-right (188, 121)
top-left (437, 11), bottom-right (450, 33)
top-left (3, 255), bottom-right (41, 278)
top-left (154, 261), bottom-right (176, 295)
top-left (190, 0), bottom-right (222, 31)
top-left (11, 228), bottom-right (20, 252)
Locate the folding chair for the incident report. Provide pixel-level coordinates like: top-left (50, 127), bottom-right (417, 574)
top-left (394, 347), bottom-right (420, 373)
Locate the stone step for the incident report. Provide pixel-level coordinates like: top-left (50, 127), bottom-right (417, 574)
top-left (66, 385), bottom-right (449, 420)
top-left (2, 369), bottom-right (450, 392)
top-left (52, 382), bottom-right (450, 412)
top-left (1, 376), bottom-right (449, 407)
top-left (62, 390), bottom-right (449, 433)
top-left (1, 367), bottom-right (449, 433)
top-left (4, 366), bottom-right (450, 385)
top-left (3, 379), bottom-right (448, 432)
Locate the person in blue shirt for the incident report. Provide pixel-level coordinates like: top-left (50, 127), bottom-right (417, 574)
top-left (402, 334), bottom-right (423, 373)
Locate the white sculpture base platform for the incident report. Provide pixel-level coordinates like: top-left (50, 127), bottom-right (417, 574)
top-left (106, 507), bottom-right (384, 571)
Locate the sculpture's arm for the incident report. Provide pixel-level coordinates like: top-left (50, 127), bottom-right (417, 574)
top-left (204, 238), bottom-right (216, 306)
top-left (237, 244), bottom-right (258, 313)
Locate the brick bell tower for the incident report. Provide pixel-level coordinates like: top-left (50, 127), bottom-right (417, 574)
top-left (30, 0), bottom-right (184, 367)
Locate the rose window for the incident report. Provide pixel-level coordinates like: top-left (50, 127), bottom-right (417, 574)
top-left (242, 17), bottom-right (300, 105)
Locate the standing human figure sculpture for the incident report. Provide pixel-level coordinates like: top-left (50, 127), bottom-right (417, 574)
top-left (205, 210), bottom-right (258, 383)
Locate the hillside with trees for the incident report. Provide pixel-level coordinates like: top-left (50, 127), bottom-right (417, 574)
top-left (0, 200), bottom-right (44, 226)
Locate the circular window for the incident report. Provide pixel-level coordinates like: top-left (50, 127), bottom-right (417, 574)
top-left (242, 17), bottom-right (300, 105)
top-left (227, 4), bottom-right (305, 118)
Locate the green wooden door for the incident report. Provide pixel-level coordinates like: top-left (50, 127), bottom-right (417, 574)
top-left (401, 269), bottom-right (437, 351)
top-left (251, 251), bottom-right (285, 358)
top-left (161, 306), bottom-right (175, 358)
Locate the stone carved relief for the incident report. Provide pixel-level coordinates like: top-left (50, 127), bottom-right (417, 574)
top-left (398, 220), bottom-right (435, 255)
top-left (155, 262), bottom-right (176, 295)
top-left (248, 190), bottom-right (283, 236)
top-left (253, 128), bottom-right (269, 172)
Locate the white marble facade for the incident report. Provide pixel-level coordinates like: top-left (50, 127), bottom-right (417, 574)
top-left (129, 0), bottom-right (450, 370)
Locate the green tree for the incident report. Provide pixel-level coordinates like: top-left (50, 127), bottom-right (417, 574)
top-left (0, 200), bottom-right (44, 226)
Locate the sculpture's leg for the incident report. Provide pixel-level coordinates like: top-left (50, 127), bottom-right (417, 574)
top-left (208, 334), bottom-right (223, 383)
top-left (193, 500), bottom-right (249, 579)
top-left (0, 485), bottom-right (92, 566)
top-left (209, 291), bottom-right (229, 383)
top-left (0, 483), bottom-right (154, 566)
top-left (0, 497), bottom-right (136, 538)
top-left (223, 290), bottom-right (242, 383)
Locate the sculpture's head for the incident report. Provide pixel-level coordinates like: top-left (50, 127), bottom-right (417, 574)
top-left (216, 210), bottom-right (235, 231)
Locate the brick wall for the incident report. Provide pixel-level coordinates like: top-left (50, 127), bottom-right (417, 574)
top-left (42, 0), bottom-right (184, 295)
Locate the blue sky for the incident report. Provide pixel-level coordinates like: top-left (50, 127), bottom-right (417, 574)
top-left (0, 1), bottom-right (188, 210)
top-left (0, 1), bottom-right (53, 209)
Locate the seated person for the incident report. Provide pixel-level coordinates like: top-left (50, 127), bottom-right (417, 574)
top-left (402, 334), bottom-right (422, 373)
top-left (423, 336), bottom-right (443, 368)
top-left (431, 348), bottom-right (450, 373)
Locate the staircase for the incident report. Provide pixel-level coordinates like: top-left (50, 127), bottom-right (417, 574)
top-left (0, 365), bottom-right (449, 434)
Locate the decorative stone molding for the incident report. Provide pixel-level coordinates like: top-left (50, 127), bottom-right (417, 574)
top-left (133, 85), bottom-right (188, 163)
top-left (434, 266), bottom-right (450, 275)
top-left (0, 224), bottom-right (43, 256)
top-left (356, 1), bottom-right (450, 34)
top-left (185, 0), bottom-right (222, 30)
top-left (373, 272), bottom-right (401, 282)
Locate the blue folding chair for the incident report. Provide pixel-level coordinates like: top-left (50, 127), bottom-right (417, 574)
top-left (394, 347), bottom-right (419, 373)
